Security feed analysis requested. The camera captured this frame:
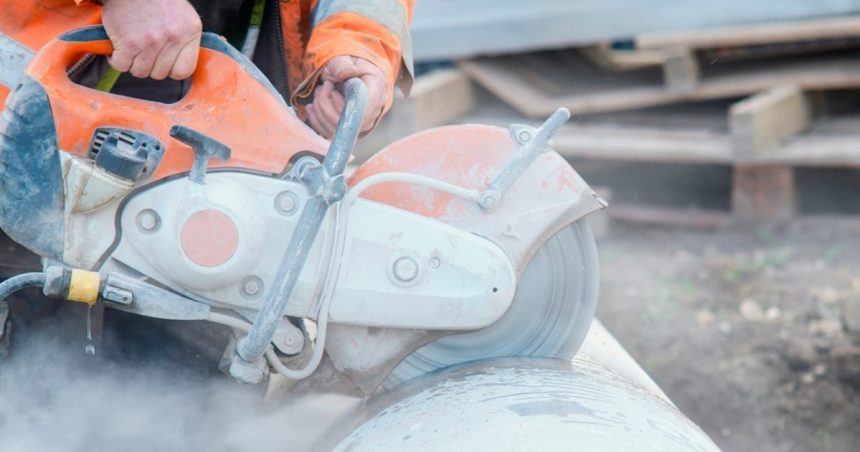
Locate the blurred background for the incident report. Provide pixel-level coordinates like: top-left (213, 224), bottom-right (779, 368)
top-left (358, 2), bottom-right (860, 451)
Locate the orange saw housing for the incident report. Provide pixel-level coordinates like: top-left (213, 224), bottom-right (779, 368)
top-left (0, 26), bottom-right (329, 261)
top-left (0, 0), bottom-right (101, 105)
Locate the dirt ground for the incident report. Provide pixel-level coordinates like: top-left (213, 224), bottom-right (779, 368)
top-left (597, 217), bottom-right (860, 452)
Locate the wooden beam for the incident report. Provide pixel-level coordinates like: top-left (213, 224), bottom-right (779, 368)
top-left (580, 43), bottom-right (667, 72)
top-left (551, 125), bottom-right (733, 164)
top-left (729, 85), bottom-right (810, 157)
top-left (731, 165), bottom-right (795, 220)
top-left (662, 47), bottom-right (699, 93)
top-left (610, 205), bottom-right (732, 229)
top-left (636, 16), bottom-right (860, 50)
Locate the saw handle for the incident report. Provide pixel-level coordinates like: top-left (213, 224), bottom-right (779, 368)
top-left (37, 25), bottom-right (285, 103)
top-left (231, 78), bottom-right (368, 380)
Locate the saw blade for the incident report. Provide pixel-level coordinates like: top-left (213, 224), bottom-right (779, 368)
top-left (385, 220), bottom-right (600, 387)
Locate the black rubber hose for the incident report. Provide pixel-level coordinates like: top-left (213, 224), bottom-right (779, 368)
top-left (0, 273), bottom-right (46, 302)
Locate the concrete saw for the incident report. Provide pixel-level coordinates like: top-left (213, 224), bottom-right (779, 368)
top-left (0, 25), bottom-right (606, 397)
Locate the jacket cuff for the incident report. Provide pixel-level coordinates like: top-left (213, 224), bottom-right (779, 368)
top-left (291, 9), bottom-right (413, 130)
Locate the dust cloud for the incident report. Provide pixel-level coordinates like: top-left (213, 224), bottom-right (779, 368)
top-left (0, 304), bottom-right (357, 452)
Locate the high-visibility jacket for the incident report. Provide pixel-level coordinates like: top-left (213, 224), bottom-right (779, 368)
top-left (0, 0), bottom-right (414, 118)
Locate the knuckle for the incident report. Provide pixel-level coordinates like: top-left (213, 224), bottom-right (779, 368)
top-left (164, 27), bottom-right (182, 43)
top-left (123, 40), bottom-right (141, 54)
top-left (146, 32), bottom-right (162, 46)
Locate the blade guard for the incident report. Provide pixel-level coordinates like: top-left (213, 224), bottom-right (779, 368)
top-left (349, 123), bottom-right (606, 275)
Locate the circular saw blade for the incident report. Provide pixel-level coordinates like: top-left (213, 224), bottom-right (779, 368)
top-left (385, 221), bottom-right (600, 387)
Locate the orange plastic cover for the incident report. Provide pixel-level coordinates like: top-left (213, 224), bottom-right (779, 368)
top-left (0, 0), bottom-right (101, 104)
top-left (24, 33), bottom-right (329, 180)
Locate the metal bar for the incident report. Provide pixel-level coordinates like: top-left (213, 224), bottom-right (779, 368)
top-left (234, 78), bottom-right (368, 370)
top-left (478, 108), bottom-right (570, 210)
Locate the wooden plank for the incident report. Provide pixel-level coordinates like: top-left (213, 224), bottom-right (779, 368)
top-left (637, 15), bottom-right (860, 50)
top-left (662, 47), bottom-right (699, 93)
top-left (610, 205), bottom-right (732, 229)
top-left (460, 51), bottom-right (860, 117)
top-left (551, 125), bottom-right (733, 164)
top-left (777, 135), bottom-right (860, 167)
top-left (410, 69), bottom-right (475, 126)
top-left (580, 43), bottom-right (668, 72)
top-left (729, 85), bottom-right (810, 156)
top-left (731, 165), bottom-right (795, 220)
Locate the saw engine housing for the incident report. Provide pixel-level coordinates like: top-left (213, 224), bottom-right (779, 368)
top-left (0, 26), bottom-right (605, 392)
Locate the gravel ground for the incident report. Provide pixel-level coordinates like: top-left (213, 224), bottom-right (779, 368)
top-left (597, 218), bottom-right (860, 452)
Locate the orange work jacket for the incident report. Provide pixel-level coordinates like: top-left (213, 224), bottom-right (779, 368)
top-left (0, 0), bottom-right (414, 117)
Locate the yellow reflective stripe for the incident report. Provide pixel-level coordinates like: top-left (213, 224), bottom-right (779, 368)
top-left (0, 33), bottom-right (34, 89)
top-left (312, 0), bottom-right (414, 84)
top-left (68, 269), bottom-right (100, 305)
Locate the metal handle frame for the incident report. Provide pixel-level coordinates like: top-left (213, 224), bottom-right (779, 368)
top-left (231, 78), bottom-right (368, 381)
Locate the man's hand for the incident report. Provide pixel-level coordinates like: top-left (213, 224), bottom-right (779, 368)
top-left (306, 56), bottom-right (389, 139)
top-left (102, 0), bottom-right (202, 80)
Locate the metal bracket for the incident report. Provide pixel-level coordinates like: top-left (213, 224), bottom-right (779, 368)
top-left (101, 272), bottom-right (210, 320)
top-left (292, 157), bottom-right (348, 205)
top-left (478, 108), bottom-right (571, 211)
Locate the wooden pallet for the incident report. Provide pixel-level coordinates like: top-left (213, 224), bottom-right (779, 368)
top-left (460, 17), bottom-right (860, 119)
top-left (459, 49), bottom-right (860, 117)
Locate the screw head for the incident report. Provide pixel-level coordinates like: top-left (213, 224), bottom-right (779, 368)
top-left (478, 192), bottom-right (499, 210)
top-left (136, 209), bottom-right (160, 233)
top-left (275, 191), bottom-right (300, 215)
top-left (393, 256), bottom-right (419, 282)
top-left (518, 130), bottom-right (532, 143)
top-left (240, 276), bottom-right (264, 299)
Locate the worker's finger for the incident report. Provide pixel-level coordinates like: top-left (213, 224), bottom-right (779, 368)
top-left (313, 82), bottom-right (338, 138)
top-left (360, 74), bottom-right (388, 131)
top-left (169, 36), bottom-right (201, 80)
top-left (306, 104), bottom-right (332, 139)
top-left (149, 30), bottom-right (189, 81)
top-left (128, 45), bottom-right (160, 79)
top-left (331, 88), bottom-right (345, 117)
top-left (316, 81), bottom-right (345, 135)
top-left (107, 45), bottom-right (136, 73)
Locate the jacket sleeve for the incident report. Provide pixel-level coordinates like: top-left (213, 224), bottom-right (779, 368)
top-left (291, 0), bottom-right (415, 118)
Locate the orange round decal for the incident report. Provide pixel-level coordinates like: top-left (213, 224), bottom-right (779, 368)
top-left (180, 209), bottom-right (239, 267)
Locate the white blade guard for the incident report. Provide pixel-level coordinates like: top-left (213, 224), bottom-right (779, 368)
top-left (347, 121), bottom-right (606, 386)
